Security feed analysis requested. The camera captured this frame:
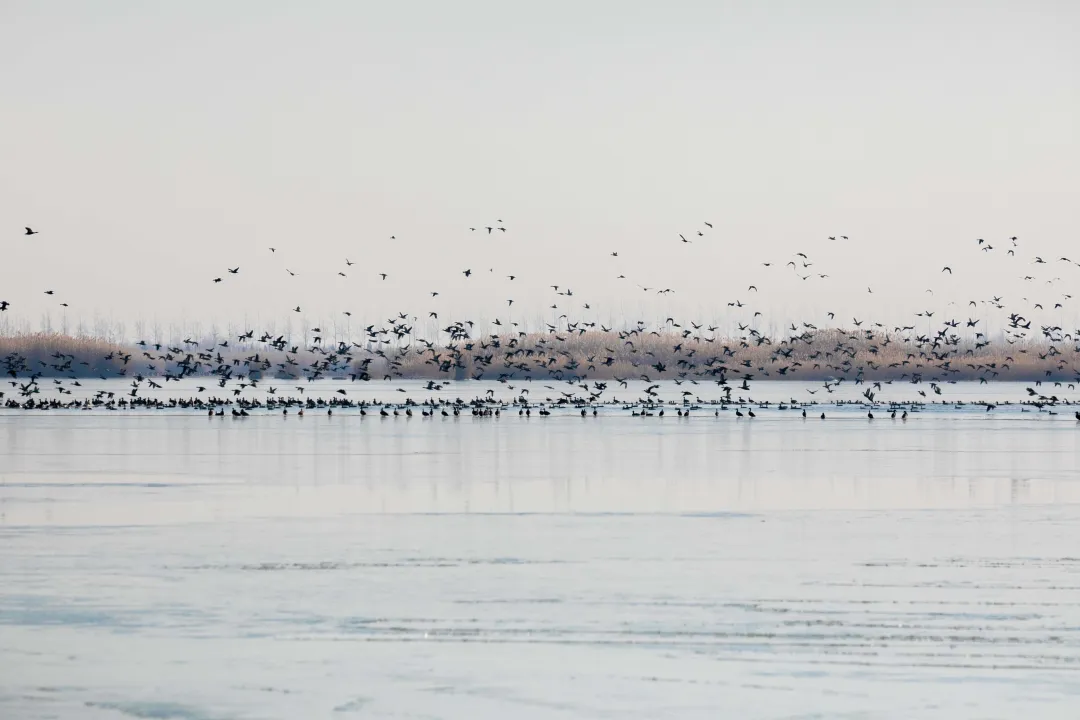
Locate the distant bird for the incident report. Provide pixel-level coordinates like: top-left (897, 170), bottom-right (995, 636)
top-left (213, 278), bottom-right (222, 283)
top-left (380, 273), bottom-right (388, 280)
top-left (942, 266), bottom-right (952, 274)
top-left (228, 267), bottom-right (239, 274)
top-left (0, 301), bottom-right (8, 311)
top-left (44, 290), bottom-right (54, 295)
top-left (25, 227), bottom-right (38, 235)
top-left (463, 269), bottom-right (472, 277)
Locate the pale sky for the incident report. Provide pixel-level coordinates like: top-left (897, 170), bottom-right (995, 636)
top-left (2, 1), bottom-right (1078, 339)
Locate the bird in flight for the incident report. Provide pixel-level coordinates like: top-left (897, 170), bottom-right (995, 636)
top-left (228, 267), bottom-right (239, 274)
top-left (25, 227), bottom-right (38, 236)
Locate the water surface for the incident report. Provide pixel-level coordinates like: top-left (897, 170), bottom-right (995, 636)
top-left (2, 382), bottom-right (1079, 719)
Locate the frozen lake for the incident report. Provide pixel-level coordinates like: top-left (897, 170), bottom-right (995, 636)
top-left (2, 381), bottom-right (1080, 718)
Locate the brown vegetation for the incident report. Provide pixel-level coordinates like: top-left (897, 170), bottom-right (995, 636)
top-left (3, 327), bottom-right (1076, 383)
top-left (0, 332), bottom-right (129, 377)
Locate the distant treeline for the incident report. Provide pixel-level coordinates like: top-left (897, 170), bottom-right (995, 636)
top-left (2, 326), bottom-right (1078, 384)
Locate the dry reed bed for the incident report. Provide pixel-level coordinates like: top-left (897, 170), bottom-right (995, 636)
top-left (0, 333), bottom-right (129, 376)
top-left (1, 329), bottom-right (1076, 382)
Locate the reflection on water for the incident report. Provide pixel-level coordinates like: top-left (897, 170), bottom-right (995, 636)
top-left (2, 388), bottom-right (1080, 719)
top-left (3, 410), bottom-right (1079, 520)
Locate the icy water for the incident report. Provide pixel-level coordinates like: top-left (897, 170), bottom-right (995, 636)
top-left (2, 382), bottom-right (1080, 719)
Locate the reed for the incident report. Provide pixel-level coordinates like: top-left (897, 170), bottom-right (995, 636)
top-left (1, 328), bottom-right (1074, 383)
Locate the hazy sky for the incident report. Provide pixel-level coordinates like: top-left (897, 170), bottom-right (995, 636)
top-left (2, 1), bottom-right (1078, 337)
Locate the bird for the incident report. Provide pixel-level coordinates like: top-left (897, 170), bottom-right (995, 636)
top-left (228, 267), bottom-right (239, 274)
top-left (942, 266), bottom-right (953, 274)
top-left (24, 227), bottom-right (38, 235)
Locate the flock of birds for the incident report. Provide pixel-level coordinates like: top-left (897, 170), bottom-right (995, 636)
top-left (5, 222), bottom-right (1080, 421)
